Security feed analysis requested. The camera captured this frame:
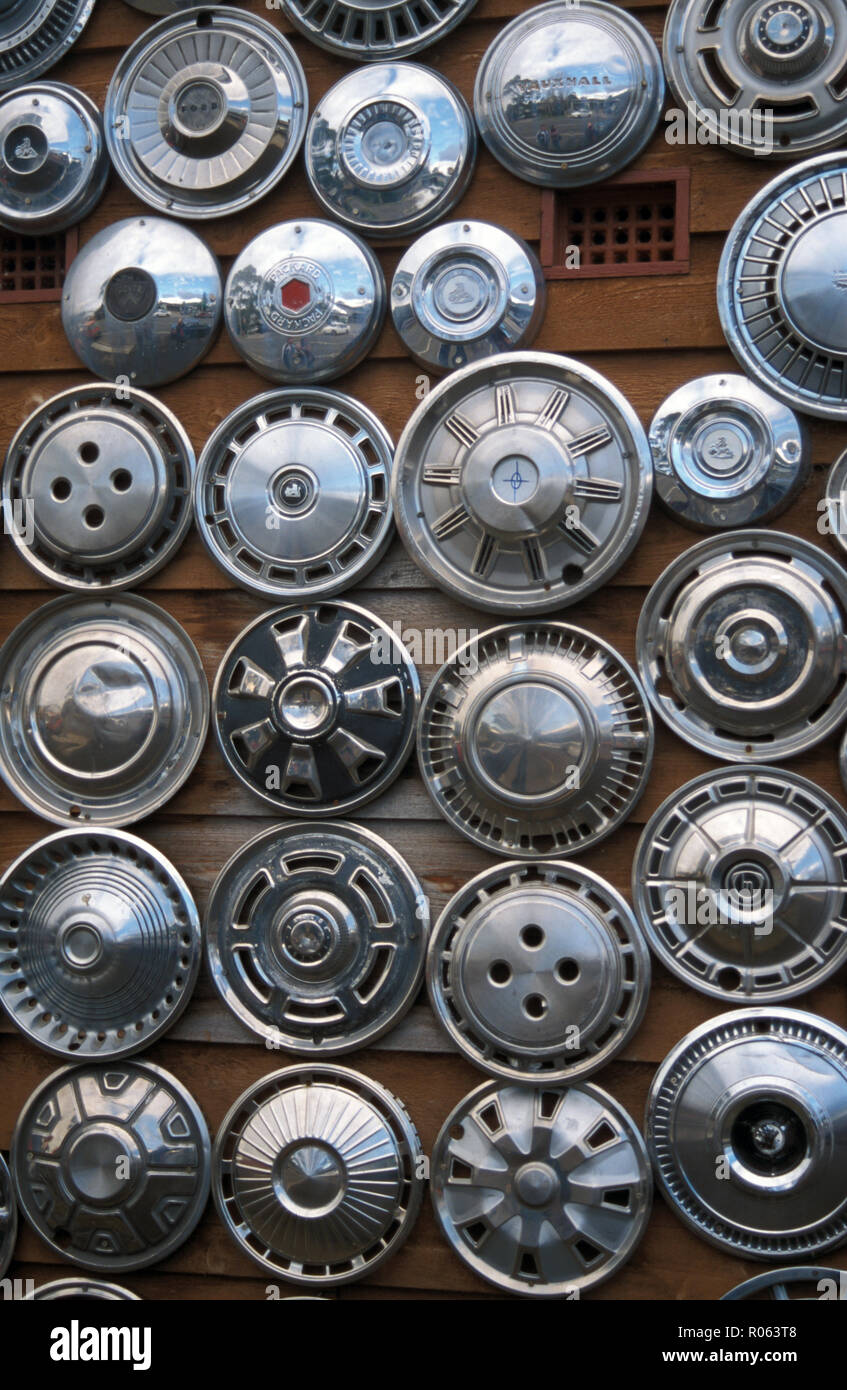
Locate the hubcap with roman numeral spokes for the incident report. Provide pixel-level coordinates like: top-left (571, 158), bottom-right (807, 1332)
top-left (392, 352), bottom-right (652, 613)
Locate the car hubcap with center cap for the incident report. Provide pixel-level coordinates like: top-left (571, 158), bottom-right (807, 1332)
top-left (647, 1008), bottom-right (847, 1260)
top-left (0, 1153), bottom-right (15, 1279)
top-left (0, 828), bottom-right (201, 1059)
top-left (418, 622), bottom-right (654, 858)
top-left (427, 861), bottom-right (650, 1082)
top-left (105, 6), bottom-right (308, 220)
top-left (206, 822), bottom-right (428, 1053)
top-left (636, 530), bottom-right (847, 761)
top-left (0, 593), bottom-right (209, 826)
top-left (0, 82), bottom-right (107, 234)
top-left (214, 602), bottom-right (419, 816)
top-left (12, 1060), bottom-right (211, 1272)
top-left (213, 1065), bottom-right (423, 1286)
top-left (195, 388), bottom-right (393, 601)
top-left (392, 352), bottom-right (652, 614)
top-left (431, 1078), bottom-right (652, 1296)
top-left (279, 0), bottom-right (479, 62)
top-left (633, 766), bottom-right (847, 1002)
top-left (3, 384), bottom-right (195, 590)
top-left (0, 0), bottom-right (94, 90)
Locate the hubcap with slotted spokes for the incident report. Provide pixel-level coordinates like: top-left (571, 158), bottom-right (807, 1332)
top-left (279, 0), bottom-right (478, 61)
top-left (0, 0), bottom-right (94, 90)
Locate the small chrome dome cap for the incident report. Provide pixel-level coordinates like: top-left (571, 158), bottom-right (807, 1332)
top-left (647, 1008), bottom-right (847, 1260)
top-left (195, 388), bottom-right (394, 600)
top-left (27, 1279), bottom-right (141, 1300)
top-left (12, 1060), bottom-right (211, 1272)
top-left (633, 765), bottom-right (847, 1003)
top-left (105, 6), bottom-right (308, 220)
top-left (636, 530), bottom-right (847, 761)
top-left (0, 592), bottom-right (209, 827)
top-left (474, 0), bottom-right (665, 188)
top-left (3, 383), bottom-right (195, 590)
top-left (431, 1078), bottom-right (652, 1296)
top-left (664, 0), bottom-right (847, 158)
top-left (427, 861), bottom-right (650, 1083)
top-left (0, 828), bottom-right (202, 1059)
top-left (0, 0), bottom-right (94, 90)
top-left (392, 351), bottom-right (652, 614)
top-left (206, 822), bottom-right (428, 1054)
top-left (0, 1154), bottom-right (15, 1280)
top-left (279, 0), bottom-right (479, 62)
top-left (213, 1065), bottom-right (424, 1286)
top-left (418, 622), bottom-right (654, 859)
top-left (392, 220), bottom-right (546, 373)
top-left (305, 63), bottom-right (476, 239)
top-left (225, 220), bottom-right (386, 384)
top-left (213, 601), bottom-right (420, 816)
top-left (719, 153), bottom-right (847, 420)
top-left (650, 374), bottom-right (809, 529)
top-left (0, 82), bottom-right (108, 235)
top-left (61, 217), bottom-right (221, 387)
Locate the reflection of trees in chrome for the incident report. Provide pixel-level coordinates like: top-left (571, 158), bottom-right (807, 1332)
top-left (501, 74), bottom-right (618, 127)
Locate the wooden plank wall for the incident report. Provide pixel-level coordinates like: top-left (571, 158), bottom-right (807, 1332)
top-left (2, 0), bottom-right (847, 1301)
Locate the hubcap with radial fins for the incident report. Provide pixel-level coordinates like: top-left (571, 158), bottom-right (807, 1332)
top-left (431, 1078), bottom-right (652, 1296)
top-left (3, 383), bottom-right (195, 590)
top-left (392, 352), bottom-right (652, 614)
top-left (636, 530), bottom-right (847, 760)
top-left (0, 593), bottom-right (209, 827)
top-left (0, 1153), bottom-right (15, 1279)
top-left (212, 1065), bottom-right (424, 1286)
top-left (418, 622), bottom-right (654, 858)
top-left (12, 1060), bottom-right (211, 1272)
top-left (213, 602), bottom-right (419, 816)
top-left (722, 1266), bottom-right (847, 1299)
top-left (0, 828), bottom-right (201, 1059)
top-left (0, 1), bottom-right (94, 91)
top-left (646, 1008), bottom-right (847, 1260)
top-left (279, 0), bottom-right (479, 61)
top-left (633, 766), bottom-right (847, 1002)
top-left (194, 389), bottom-right (394, 601)
top-left (206, 821), bottom-right (428, 1053)
top-left (0, 82), bottom-right (108, 234)
top-left (27, 1278), bottom-right (141, 1299)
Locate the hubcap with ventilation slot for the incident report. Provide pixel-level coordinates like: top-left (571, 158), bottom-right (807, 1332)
top-left (427, 861), bottom-right (650, 1082)
top-left (12, 1060), bottom-right (211, 1272)
top-left (279, 0), bottom-right (479, 61)
top-left (633, 766), bottom-right (847, 1003)
top-left (0, 1153), bottom-right (15, 1279)
top-left (647, 1008), bottom-right (847, 1260)
top-left (636, 530), bottom-right (847, 761)
top-left (0, 828), bottom-right (201, 1059)
top-left (195, 388), bottom-right (393, 600)
top-left (392, 352), bottom-right (652, 614)
top-left (206, 821), bottom-right (428, 1053)
top-left (431, 1078), bottom-right (652, 1296)
top-left (0, 82), bottom-right (107, 234)
top-left (212, 1065), bottom-right (423, 1286)
top-left (722, 1266), bottom-right (847, 1298)
top-left (213, 602), bottom-right (419, 816)
top-left (418, 622), bottom-right (653, 858)
top-left (0, 0), bottom-right (94, 90)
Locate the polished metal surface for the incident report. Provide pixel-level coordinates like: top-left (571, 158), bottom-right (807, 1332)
top-left (105, 6), bottom-right (308, 220)
top-left (650, 374), bottom-right (809, 529)
top-left (213, 601), bottom-right (419, 816)
top-left (722, 1267), bottom-right (847, 1299)
top-left (125, 0), bottom-right (222, 11)
top-left (195, 388), bottom-right (394, 600)
top-left (664, 0), bottom-right (847, 157)
top-left (0, 82), bottom-right (107, 234)
top-left (719, 154), bottom-right (847, 419)
top-left (212, 1065), bottom-right (424, 1285)
top-left (0, 593), bottom-right (209, 827)
top-left (0, 828), bottom-right (201, 1058)
top-left (392, 221), bottom-right (546, 373)
top-left (633, 766), bottom-right (847, 1003)
top-left (62, 217), bottom-right (221, 387)
top-left (305, 63), bottom-right (476, 239)
top-left (27, 1278), bottom-right (140, 1299)
top-left (0, 0), bottom-right (94, 90)
top-left (431, 1078), bottom-right (652, 1296)
top-left (12, 1060), bottom-right (211, 1271)
top-left (280, 0), bottom-right (478, 61)
top-left (474, 0), bottom-right (665, 188)
top-left (392, 352), bottom-right (652, 613)
top-left (427, 861), bottom-right (650, 1082)
top-left (647, 1008), bottom-right (847, 1260)
top-left (0, 1153), bottom-right (15, 1279)
top-left (418, 622), bottom-right (654, 858)
top-left (4, 383), bottom-right (195, 590)
top-left (636, 530), bottom-right (847, 761)
top-left (206, 821), bottom-right (428, 1054)
top-left (823, 448), bottom-right (847, 555)
top-left (225, 221), bottom-right (386, 385)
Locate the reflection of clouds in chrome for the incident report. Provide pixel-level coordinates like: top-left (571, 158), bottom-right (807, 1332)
top-left (664, 883), bottom-right (775, 936)
top-left (1, 498), bottom-right (33, 547)
top-left (664, 101), bottom-right (775, 156)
